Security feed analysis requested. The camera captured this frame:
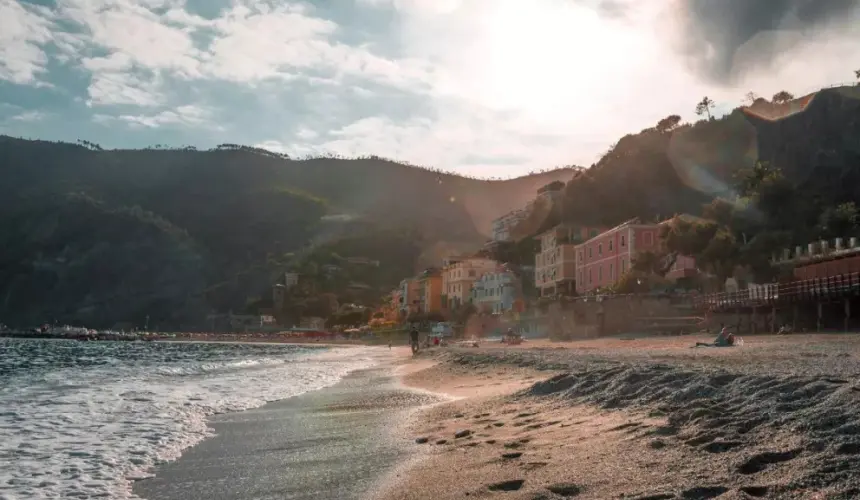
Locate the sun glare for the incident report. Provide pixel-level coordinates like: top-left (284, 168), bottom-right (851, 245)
top-left (473, 0), bottom-right (649, 120)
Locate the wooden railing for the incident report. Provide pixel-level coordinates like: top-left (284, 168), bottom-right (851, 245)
top-left (692, 272), bottom-right (860, 311)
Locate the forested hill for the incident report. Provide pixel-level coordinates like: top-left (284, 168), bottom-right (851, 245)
top-left (0, 137), bottom-right (572, 328)
top-left (553, 85), bottom-right (860, 285)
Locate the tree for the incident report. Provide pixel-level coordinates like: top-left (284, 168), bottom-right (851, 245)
top-left (655, 114), bottom-right (681, 133)
top-left (744, 91), bottom-right (759, 104)
top-left (631, 250), bottom-right (676, 277)
top-left (772, 90), bottom-right (795, 104)
top-left (702, 198), bottom-right (735, 227)
top-left (695, 96), bottom-right (715, 120)
top-left (817, 202), bottom-right (859, 239)
top-left (425, 311), bottom-right (446, 323)
top-left (854, 69), bottom-right (860, 82)
top-left (660, 216), bottom-right (739, 282)
top-left (611, 270), bottom-right (669, 294)
top-left (452, 302), bottom-right (477, 325)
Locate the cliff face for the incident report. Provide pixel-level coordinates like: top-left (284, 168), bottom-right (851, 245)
top-left (0, 137), bottom-right (572, 328)
top-left (749, 86), bottom-right (860, 189)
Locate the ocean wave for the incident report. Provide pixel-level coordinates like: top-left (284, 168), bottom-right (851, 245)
top-left (0, 339), bottom-right (377, 499)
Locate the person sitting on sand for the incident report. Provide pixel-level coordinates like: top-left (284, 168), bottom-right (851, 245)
top-left (695, 327), bottom-right (736, 347)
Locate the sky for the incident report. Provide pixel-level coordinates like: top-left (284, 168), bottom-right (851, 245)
top-left (1, 0), bottom-right (859, 178)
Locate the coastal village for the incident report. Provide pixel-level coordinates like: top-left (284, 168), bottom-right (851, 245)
top-left (261, 171), bottom-right (860, 343)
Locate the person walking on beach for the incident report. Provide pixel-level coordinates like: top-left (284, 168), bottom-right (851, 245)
top-left (410, 325), bottom-right (420, 355)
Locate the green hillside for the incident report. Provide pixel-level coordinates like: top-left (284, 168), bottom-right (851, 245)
top-left (0, 137), bottom-right (572, 328)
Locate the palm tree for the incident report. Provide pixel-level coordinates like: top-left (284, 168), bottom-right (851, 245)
top-left (695, 96), bottom-right (715, 120)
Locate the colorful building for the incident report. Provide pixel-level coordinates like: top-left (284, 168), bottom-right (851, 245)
top-left (574, 217), bottom-right (698, 294)
top-left (398, 278), bottom-right (422, 315)
top-left (534, 224), bottom-right (605, 297)
top-left (471, 270), bottom-right (521, 315)
top-left (417, 268), bottom-right (444, 314)
top-left (491, 209), bottom-right (529, 242)
top-left (442, 256), bottom-right (499, 310)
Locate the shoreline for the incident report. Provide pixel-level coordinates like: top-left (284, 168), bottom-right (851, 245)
top-left (133, 346), bottom-right (441, 500)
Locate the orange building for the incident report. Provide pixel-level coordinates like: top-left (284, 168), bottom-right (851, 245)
top-left (417, 268), bottom-right (444, 315)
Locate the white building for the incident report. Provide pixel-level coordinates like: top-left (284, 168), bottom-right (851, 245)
top-left (442, 256), bottom-right (499, 309)
top-left (491, 209), bottom-right (529, 242)
top-left (471, 271), bottom-right (520, 315)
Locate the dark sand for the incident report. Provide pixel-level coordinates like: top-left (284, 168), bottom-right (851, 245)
top-left (134, 362), bottom-right (442, 500)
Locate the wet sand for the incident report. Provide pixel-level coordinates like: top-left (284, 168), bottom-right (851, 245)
top-left (134, 349), bottom-right (441, 500)
top-left (383, 334), bottom-right (860, 499)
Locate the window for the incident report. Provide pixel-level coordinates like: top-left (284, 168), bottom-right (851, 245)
top-left (609, 239), bottom-right (613, 251)
top-left (598, 243), bottom-right (603, 256)
top-left (609, 263), bottom-right (614, 280)
top-left (579, 270), bottom-right (583, 283)
top-left (588, 247), bottom-right (592, 258)
top-left (621, 234), bottom-right (626, 247)
top-left (598, 266), bottom-right (602, 281)
top-left (469, 270), bottom-right (476, 277)
top-left (621, 258), bottom-right (626, 273)
top-left (578, 251), bottom-right (583, 262)
top-left (588, 269), bottom-right (592, 284)
top-left (644, 232), bottom-right (653, 245)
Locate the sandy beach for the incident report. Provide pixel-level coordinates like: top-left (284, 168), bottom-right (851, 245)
top-left (380, 333), bottom-right (860, 500)
top-left (132, 333), bottom-right (860, 500)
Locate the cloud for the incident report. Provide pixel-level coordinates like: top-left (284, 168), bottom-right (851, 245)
top-left (11, 110), bottom-right (47, 121)
top-left (670, 0), bottom-right (860, 83)
top-left (58, 0), bottom-right (203, 76)
top-left (2, 0), bottom-right (860, 177)
top-left (0, 0), bottom-right (55, 84)
top-left (295, 100), bottom-right (600, 177)
top-left (201, 1), bottom-right (437, 90)
top-left (85, 69), bottom-right (165, 106)
top-left (95, 104), bottom-right (212, 128)
top-left (357, 0), bottom-right (463, 15)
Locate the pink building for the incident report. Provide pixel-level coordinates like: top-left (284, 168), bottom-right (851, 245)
top-left (574, 218), bottom-right (698, 294)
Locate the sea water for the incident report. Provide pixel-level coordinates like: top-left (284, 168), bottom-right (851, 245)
top-left (0, 339), bottom-right (376, 499)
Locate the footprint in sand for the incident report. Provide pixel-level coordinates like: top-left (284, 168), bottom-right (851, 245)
top-left (738, 450), bottom-right (800, 474)
top-left (487, 479), bottom-right (525, 492)
top-left (545, 483), bottom-right (583, 497)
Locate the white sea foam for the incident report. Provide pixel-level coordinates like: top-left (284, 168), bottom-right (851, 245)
top-left (0, 341), bottom-right (378, 499)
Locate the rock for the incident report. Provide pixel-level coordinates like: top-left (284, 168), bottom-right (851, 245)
top-left (546, 483), bottom-right (583, 497)
top-left (493, 422), bottom-right (505, 427)
top-left (454, 413), bottom-right (465, 418)
top-left (415, 437), bottom-right (429, 444)
top-left (435, 439), bottom-right (448, 445)
top-left (502, 452), bottom-right (523, 459)
top-left (455, 429), bottom-right (473, 439)
top-left (486, 439), bottom-right (497, 444)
